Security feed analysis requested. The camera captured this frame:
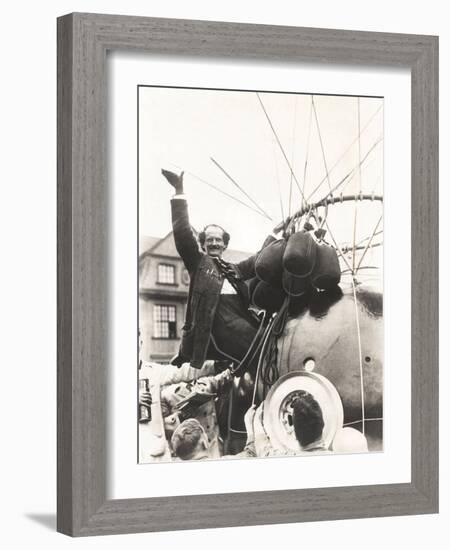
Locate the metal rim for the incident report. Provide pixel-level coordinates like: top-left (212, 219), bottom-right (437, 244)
top-left (264, 370), bottom-right (344, 451)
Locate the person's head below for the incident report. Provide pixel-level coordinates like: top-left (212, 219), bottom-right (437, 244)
top-left (198, 224), bottom-right (230, 258)
top-left (291, 391), bottom-right (325, 449)
top-left (171, 418), bottom-right (210, 460)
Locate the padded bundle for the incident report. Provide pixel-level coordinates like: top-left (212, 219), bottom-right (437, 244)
top-left (251, 279), bottom-right (286, 312)
top-left (250, 230), bottom-right (341, 310)
top-left (282, 231), bottom-right (317, 297)
top-left (249, 239), bottom-right (287, 312)
top-left (255, 239), bottom-right (287, 286)
top-left (282, 231), bottom-right (317, 277)
top-left (310, 243), bottom-right (341, 290)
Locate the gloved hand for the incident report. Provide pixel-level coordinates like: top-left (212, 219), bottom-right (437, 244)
top-left (161, 169), bottom-right (184, 194)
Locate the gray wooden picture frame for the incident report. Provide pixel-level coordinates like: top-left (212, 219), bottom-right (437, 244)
top-left (57, 12), bottom-right (439, 537)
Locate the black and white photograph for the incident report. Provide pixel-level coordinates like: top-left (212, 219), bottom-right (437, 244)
top-left (138, 86), bottom-right (384, 463)
top-left (0, 0), bottom-right (444, 543)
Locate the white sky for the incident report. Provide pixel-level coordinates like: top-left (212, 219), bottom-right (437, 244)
top-left (139, 86), bottom-right (383, 268)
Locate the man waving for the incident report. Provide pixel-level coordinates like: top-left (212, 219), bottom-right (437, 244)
top-left (161, 169), bottom-right (262, 373)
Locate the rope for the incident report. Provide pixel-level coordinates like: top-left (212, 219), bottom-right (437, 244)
top-left (318, 136), bottom-right (383, 202)
top-left (213, 313), bottom-right (273, 442)
top-left (170, 164), bottom-right (267, 219)
top-left (272, 139), bottom-right (285, 222)
top-left (252, 316), bottom-right (276, 406)
top-left (228, 427), bottom-right (247, 434)
top-left (256, 92), bottom-right (306, 203)
top-left (258, 295), bottom-right (291, 395)
top-left (341, 265), bottom-right (380, 274)
top-left (338, 242), bottom-right (383, 264)
top-left (351, 276), bottom-right (366, 435)
top-left (288, 96), bottom-right (300, 218)
top-left (341, 242), bottom-right (383, 255)
top-left (312, 97), bottom-right (332, 194)
top-left (324, 217), bottom-right (353, 274)
top-left (225, 385), bottom-right (234, 455)
top-left (301, 96), bottom-right (314, 203)
top-left (209, 157), bottom-right (273, 220)
top-left (226, 316), bottom-right (271, 442)
top-left (356, 215), bottom-right (383, 272)
top-left (355, 230), bottom-right (383, 248)
top-left (352, 98), bottom-right (362, 272)
top-left (210, 333), bottom-right (240, 363)
top-left (230, 312), bottom-right (268, 377)
top-left (262, 339), bottom-right (279, 390)
top-left (209, 310), bottom-right (267, 377)
top-left (306, 103), bottom-right (383, 200)
top-left (271, 295), bottom-right (291, 337)
top-left (343, 417), bottom-right (383, 427)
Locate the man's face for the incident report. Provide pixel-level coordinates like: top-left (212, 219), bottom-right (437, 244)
top-left (204, 226), bottom-right (227, 258)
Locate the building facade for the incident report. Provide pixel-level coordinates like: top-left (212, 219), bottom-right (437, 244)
top-left (139, 232), bottom-right (249, 363)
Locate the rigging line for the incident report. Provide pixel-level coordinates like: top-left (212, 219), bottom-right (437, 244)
top-left (323, 217), bottom-right (353, 274)
top-left (288, 96), bottom-right (300, 218)
top-left (325, 165), bottom-right (360, 203)
top-left (334, 150), bottom-right (380, 201)
top-left (322, 169), bottom-right (355, 202)
top-left (225, 386), bottom-right (234, 454)
top-left (340, 241), bottom-right (383, 255)
top-left (256, 92), bottom-right (306, 203)
top-left (351, 276), bottom-right (366, 435)
top-left (358, 98), bottom-right (363, 188)
top-left (356, 215), bottom-right (383, 272)
top-left (321, 136), bottom-right (383, 200)
top-left (352, 97), bottom-right (362, 272)
top-left (210, 156), bottom-right (273, 220)
top-left (309, 97), bottom-right (352, 275)
top-left (174, 167), bottom-right (269, 219)
top-left (355, 230), bottom-right (383, 248)
top-left (252, 317), bottom-right (276, 407)
top-left (273, 194), bottom-right (383, 234)
top-left (272, 139), bottom-right (285, 221)
top-left (306, 102), bottom-right (383, 200)
top-left (301, 96), bottom-right (314, 206)
top-left (309, 98), bottom-right (351, 273)
top-left (343, 417), bottom-right (383, 427)
top-left (312, 96), bottom-right (333, 194)
top-left (341, 265), bottom-right (380, 274)
top-left (210, 333), bottom-right (240, 363)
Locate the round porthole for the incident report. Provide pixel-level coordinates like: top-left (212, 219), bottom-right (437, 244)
top-left (303, 357), bottom-right (315, 371)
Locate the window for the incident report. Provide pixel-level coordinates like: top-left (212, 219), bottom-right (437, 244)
top-left (157, 263), bottom-right (175, 284)
top-left (153, 305), bottom-right (177, 339)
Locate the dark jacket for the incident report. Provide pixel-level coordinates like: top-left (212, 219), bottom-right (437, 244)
top-left (171, 198), bottom-right (257, 368)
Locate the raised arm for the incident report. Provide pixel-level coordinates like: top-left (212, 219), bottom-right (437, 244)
top-left (162, 169), bottom-right (202, 273)
top-left (158, 360), bottom-right (216, 387)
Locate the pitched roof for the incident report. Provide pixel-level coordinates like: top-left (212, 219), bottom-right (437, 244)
top-left (139, 235), bottom-right (160, 256)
